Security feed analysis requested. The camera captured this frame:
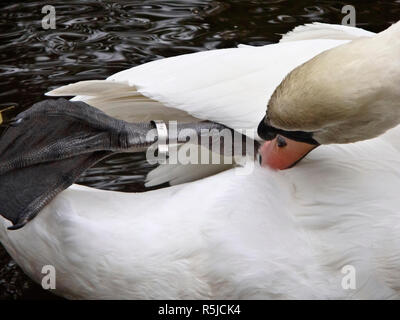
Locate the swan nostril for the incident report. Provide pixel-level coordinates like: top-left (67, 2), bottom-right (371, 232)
top-left (276, 135), bottom-right (287, 148)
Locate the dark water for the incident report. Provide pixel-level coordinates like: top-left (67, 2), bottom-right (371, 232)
top-left (0, 0), bottom-right (398, 300)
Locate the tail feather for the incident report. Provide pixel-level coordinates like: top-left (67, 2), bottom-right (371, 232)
top-left (146, 161), bottom-right (234, 187)
top-left (145, 144), bottom-right (238, 187)
top-left (46, 80), bottom-right (197, 123)
top-left (46, 80), bottom-right (132, 98)
top-left (280, 22), bottom-right (375, 43)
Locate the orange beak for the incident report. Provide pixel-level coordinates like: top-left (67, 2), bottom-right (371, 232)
top-left (259, 135), bottom-right (318, 170)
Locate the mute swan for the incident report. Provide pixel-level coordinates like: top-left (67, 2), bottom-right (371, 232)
top-left (1, 22), bottom-right (400, 299)
top-left (258, 21), bottom-right (400, 169)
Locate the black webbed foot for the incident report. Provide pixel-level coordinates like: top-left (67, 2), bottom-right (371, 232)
top-left (0, 98), bottom-right (255, 229)
top-left (0, 99), bottom-right (156, 229)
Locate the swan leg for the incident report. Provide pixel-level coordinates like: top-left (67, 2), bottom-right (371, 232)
top-left (0, 98), bottom-right (157, 229)
top-left (0, 98), bottom-right (255, 229)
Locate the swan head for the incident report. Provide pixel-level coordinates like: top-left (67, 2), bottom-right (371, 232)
top-left (257, 32), bottom-right (400, 169)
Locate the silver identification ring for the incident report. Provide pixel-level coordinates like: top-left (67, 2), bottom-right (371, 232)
top-left (152, 120), bottom-right (169, 158)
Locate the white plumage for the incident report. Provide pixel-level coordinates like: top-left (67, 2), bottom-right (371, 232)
top-left (2, 23), bottom-right (400, 299)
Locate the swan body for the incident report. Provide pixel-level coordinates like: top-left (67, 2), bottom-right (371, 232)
top-left (1, 131), bottom-right (400, 299)
top-left (1, 23), bottom-right (400, 299)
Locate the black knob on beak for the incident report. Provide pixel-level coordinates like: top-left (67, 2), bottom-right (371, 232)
top-left (257, 117), bottom-right (277, 141)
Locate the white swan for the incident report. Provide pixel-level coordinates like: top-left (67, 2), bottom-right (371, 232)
top-left (1, 22), bottom-right (400, 299)
top-left (258, 21), bottom-right (400, 169)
